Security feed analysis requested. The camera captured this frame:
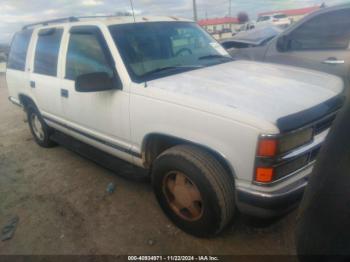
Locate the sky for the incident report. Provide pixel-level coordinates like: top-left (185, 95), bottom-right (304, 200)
top-left (0, 0), bottom-right (349, 44)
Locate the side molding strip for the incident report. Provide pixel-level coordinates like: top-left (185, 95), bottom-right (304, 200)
top-left (43, 115), bottom-right (142, 158)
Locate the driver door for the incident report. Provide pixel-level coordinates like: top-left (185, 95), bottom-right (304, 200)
top-left (59, 25), bottom-right (133, 163)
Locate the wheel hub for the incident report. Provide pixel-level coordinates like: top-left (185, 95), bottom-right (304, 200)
top-left (163, 171), bottom-right (203, 221)
top-left (31, 113), bottom-right (45, 141)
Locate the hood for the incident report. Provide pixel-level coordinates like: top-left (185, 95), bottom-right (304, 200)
top-left (147, 60), bottom-right (344, 131)
top-left (229, 26), bottom-right (282, 45)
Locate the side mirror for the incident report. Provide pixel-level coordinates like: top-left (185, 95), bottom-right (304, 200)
top-left (75, 72), bottom-right (120, 92)
top-left (276, 35), bottom-right (290, 52)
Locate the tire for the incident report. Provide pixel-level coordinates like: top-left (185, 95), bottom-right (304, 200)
top-left (152, 145), bottom-right (235, 237)
top-left (26, 103), bottom-right (56, 148)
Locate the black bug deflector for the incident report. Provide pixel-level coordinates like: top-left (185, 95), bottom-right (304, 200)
top-left (276, 95), bottom-right (346, 133)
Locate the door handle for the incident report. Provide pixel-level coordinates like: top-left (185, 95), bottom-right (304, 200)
top-left (61, 89), bottom-right (69, 98)
top-left (30, 81), bottom-right (35, 88)
top-left (322, 58), bottom-right (345, 65)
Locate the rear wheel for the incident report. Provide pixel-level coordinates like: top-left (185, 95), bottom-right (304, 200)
top-left (27, 104), bottom-right (56, 148)
top-left (152, 145), bottom-right (235, 237)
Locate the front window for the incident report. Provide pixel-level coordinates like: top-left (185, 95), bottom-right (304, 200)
top-left (66, 29), bottom-right (114, 81)
top-left (273, 14), bottom-right (287, 19)
top-left (109, 22), bottom-right (231, 82)
top-left (257, 16), bottom-right (270, 22)
top-left (288, 9), bottom-right (350, 51)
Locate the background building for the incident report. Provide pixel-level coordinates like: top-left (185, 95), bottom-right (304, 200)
top-left (198, 17), bottom-right (240, 40)
top-left (258, 6), bottom-right (320, 23)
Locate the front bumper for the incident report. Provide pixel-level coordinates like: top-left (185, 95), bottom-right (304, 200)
top-left (236, 172), bottom-right (309, 218)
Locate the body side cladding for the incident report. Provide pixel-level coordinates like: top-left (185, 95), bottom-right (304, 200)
top-left (42, 115), bottom-right (142, 159)
top-left (8, 96), bottom-right (23, 108)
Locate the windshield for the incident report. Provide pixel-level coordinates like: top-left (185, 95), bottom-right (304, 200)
top-left (109, 22), bottom-right (231, 82)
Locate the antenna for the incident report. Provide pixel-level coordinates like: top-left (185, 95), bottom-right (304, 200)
top-left (129, 0), bottom-right (136, 22)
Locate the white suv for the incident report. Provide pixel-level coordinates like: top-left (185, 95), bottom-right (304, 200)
top-left (6, 16), bottom-right (345, 237)
top-left (257, 13), bottom-right (292, 28)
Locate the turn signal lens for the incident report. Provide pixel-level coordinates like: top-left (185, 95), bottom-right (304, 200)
top-left (256, 167), bottom-right (274, 183)
top-left (258, 138), bottom-right (278, 157)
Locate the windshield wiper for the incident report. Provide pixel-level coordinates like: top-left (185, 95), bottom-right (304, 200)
top-left (141, 65), bottom-right (203, 78)
top-left (198, 54), bottom-right (232, 61)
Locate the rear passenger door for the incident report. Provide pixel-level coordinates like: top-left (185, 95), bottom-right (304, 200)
top-left (265, 8), bottom-right (350, 87)
top-left (30, 27), bottom-right (64, 118)
top-left (60, 25), bottom-right (132, 162)
top-left (6, 29), bottom-right (33, 101)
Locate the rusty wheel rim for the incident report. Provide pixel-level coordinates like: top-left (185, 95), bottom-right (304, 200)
top-left (31, 113), bottom-right (45, 141)
top-left (162, 171), bottom-right (204, 221)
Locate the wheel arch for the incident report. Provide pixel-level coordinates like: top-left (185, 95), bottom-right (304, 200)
top-left (141, 133), bottom-right (237, 180)
top-left (18, 93), bottom-right (37, 111)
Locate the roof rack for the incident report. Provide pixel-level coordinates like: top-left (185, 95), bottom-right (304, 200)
top-left (22, 16), bottom-right (79, 30)
top-left (22, 15), bottom-right (183, 30)
top-left (21, 15), bottom-right (134, 30)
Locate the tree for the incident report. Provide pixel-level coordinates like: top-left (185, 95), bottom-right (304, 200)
top-left (237, 12), bottom-right (249, 24)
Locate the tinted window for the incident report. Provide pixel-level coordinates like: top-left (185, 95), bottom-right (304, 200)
top-left (274, 14), bottom-right (287, 19)
top-left (66, 31), bottom-right (113, 81)
top-left (7, 30), bottom-right (33, 71)
top-left (34, 28), bottom-right (63, 76)
top-left (258, 16), bottom-right (270, 22)
top-left (289, 9), bottom-right (350, 51)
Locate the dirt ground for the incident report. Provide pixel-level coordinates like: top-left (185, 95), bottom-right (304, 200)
top-left (0, 74), bottom-right (297, 255)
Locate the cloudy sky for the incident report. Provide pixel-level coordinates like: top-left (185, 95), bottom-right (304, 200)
top-left (0, 0), bottom-right (349, 44)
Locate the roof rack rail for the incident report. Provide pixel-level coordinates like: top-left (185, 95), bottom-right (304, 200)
top-left (21, 14), bottom-right (138, 30)
top-left (22, 16), bottom-right (79, 30)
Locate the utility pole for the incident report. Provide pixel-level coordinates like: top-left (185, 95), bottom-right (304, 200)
top-left (193, 0), bottom-right (198, 21)
top-left (228, 0), bottom-right (232, 17)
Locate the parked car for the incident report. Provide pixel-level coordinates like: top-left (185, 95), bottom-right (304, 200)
top-left (220, 26), bottom-right (282, 57)
top-left (238, 21), bottom-right (257, 32)
top-left (257, 13), bottom-right (292, 28)
top-left (227, 4), bottom-right (350, 89)
top-left (6, 16), bottom-right (345, 237)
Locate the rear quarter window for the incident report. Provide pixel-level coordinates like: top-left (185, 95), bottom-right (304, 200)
top-left (7, 30), bottom-right (33, 71)
top-left (34, 28), bottom-right (63, 76)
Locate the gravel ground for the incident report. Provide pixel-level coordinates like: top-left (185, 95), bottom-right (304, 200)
top-left (0, 74), bottom-right (297, 255)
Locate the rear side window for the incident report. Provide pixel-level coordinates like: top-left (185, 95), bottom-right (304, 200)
top-left (34, 28), bottom-right (63, 76)
top-left (289, 9), bottom-right (350, 51)
top-left (7, 30), bottom-right (33, 71)
top-left (65, 30), bottom-right (114, 81)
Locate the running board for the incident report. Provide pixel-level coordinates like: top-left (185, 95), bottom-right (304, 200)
top-left (50, 131), bottom-right (150, 182)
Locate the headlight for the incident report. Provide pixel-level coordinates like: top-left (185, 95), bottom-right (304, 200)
top-left (278, 128), bottom-right (313, 154)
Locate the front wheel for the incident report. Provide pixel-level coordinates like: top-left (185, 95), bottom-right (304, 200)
top-left (152, 145), bottom-right (236, 237)
top-left (27, 104), bottom-right (56, 148)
